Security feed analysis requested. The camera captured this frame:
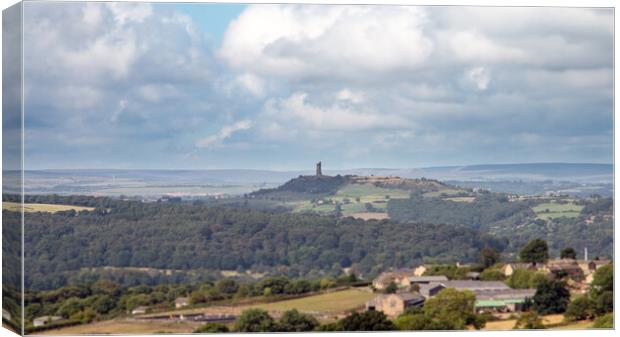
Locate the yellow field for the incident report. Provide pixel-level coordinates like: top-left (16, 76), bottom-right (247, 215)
top-left (2, 202), bottom-right (95, 213)
top-left (443, 196), bottom-right (476, 203)
top-left (483, 314), bottom-right (591, 330)
top-left (39, 319), bottom-right (200, 335)
top-left (142, 288), bottom-right (374, 319)
top-left (351, 212), bottom-right (390, 220)
top-left (244, 288), bottom-right (374, 314)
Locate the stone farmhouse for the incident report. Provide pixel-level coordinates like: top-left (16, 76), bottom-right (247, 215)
top-left (366, 293), bottom-right (426, 317)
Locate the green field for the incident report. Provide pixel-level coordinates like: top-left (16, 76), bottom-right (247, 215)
top-left (532, 202), bottom-right (584, 220)
top-left (288, 183), bottom-right (410, 217)
top-left (2, 202), bottom-right (95, 213)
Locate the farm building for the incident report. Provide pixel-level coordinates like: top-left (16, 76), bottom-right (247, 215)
top-left (543, 259), bottom-right (585, 281)
top-left (175, 297), bottom-right (190, 309)
top-left (372, 269), bottom-right (415, 290)
top-left (473, 288), bottom-right (536, 313)
top-left (418, 283), bottom-right (447, 298)
top-left (413, 264), bottom-right (433, 277)
top-left (500, 263), bottom-right (537, 276)
top-left (33, 316), bottom-right (63, 327)
top-left (366, 292), bottom-right (426, 317)
top-left (406, 275), bottom-right (448, 285)
top-left (131, 306), bottom-right (149, 315)
top-left (437, 280), bottom-right (510, 292)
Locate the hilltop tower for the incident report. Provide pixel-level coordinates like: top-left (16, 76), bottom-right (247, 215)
top-left (316, 161), bottom-right (322, 176)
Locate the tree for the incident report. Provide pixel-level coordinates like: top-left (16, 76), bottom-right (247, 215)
top-left (277, 309), bottom-right (319, 332)
top-left (234, 309), bottom-right (276, 332)
top-left (590, 264), bottom-right (613, 296)
top-left (519, 239), bottom-right (549, 264)
top-left (216, 279), bottom-right (239, 295)
top-left (394, 313), bottom-right (432, 330)
top-left (194, 323), bottom-right (230, 333)
top-left (423, 288), bottom-right (481, 329)
top-left (479, 269), bottom-right (505, 281)
top-left (594, 291), bottom-right (613, 315)
top-left (560, 247), bottom-right (577, 260)
top-left (339, 311), bottom-right (395, 331)
top-left (513, 312), bottom-right (545, 329)
top-left (385, 282), bottom-right (398, 294)
top-left (532, 279), bottom-right (570, 315)
top-left (564, 296), bottom-right (595, 321)
top-left (479, 247), bottom-right (500, 268)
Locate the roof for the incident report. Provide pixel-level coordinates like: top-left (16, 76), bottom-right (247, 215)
top-left (476, 299), bottom-right (525, 307)
top-left (418, 283), bottom-right (446, 297)
top-left (472, 288), bottom-right (536, 301)
top-left (367, 292), bottom-right (426, 306)
top-left (439, 280), bottom-right (510, 291)
top-left (394, 292), bottom-right (426, 303)
top-left (407, 275), bottom-right (448, 283)
top-left (33, 316), bottom-right (62, 322)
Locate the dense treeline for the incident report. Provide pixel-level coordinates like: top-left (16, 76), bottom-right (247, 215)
top-left (5, 194), bottom-right (507, 290)
top-left (387, 192), bottom-right (533, 228)
top-left (387, 193), bottom-right (613, 259)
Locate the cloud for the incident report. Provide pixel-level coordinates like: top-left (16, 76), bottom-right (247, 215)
top-left (262, 92), bottom-right (408, 132)
top-left (219, 5), bottom-right (433, 81)
top-left (21, 3), bottom-right (613, 169)
top-left (464, 67), bottom-right (491, 91)
top-left (196, 120), bottom-right (252, 149)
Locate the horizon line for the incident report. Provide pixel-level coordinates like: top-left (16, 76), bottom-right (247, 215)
top-left (4, 161), bottom-right (614, 173)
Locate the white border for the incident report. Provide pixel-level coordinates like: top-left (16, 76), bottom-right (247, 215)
top-left (0, 1), bottom-right (617, 337)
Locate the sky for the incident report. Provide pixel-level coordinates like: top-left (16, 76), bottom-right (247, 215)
top-left (17, 2), bottom-right (614, 170)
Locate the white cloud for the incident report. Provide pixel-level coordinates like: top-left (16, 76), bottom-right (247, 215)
top-left (263, 92), bottom-right (407, 131)
top-left (236, 73), bottom-right (266, 97)
top-left (219, 5), bottom-right (433, 81)
top-left (196, 120), bottom-right (252, 149)
top-left (336, 88), bottom-right (365, 104)
top-left (107, 2), bottom-right (153, 25)
top-left (465, 67), bottom-right (491, 91)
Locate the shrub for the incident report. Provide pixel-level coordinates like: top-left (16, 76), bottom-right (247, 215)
top-left (513, 312), bottom-right (546, 329)
top-left (194, 323), bottom-right (230, 333)
top-left (564, 296), bottom-right (595, 321)
top-left (591, 313), bottom-right (613, 329)
top-left (233, 309), bottom-right (276, 332)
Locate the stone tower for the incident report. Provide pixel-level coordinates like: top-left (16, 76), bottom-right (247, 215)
top-left (316, 161), bottom-right (322, 176)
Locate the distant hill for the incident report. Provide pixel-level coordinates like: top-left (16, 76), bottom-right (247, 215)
top-left (4, 163), bottom-right (611, 197)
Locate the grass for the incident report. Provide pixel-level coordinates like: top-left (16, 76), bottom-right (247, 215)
top-left (243, 288), bottom-right (374, 314)
top-left (532, 202), bottom-right (584, 220)
top-left (334, 184), bottom-right (409, 200)
top-left (2, 202), bottom-right (95, 213)
top-left (350, 212), bottom-right (390, 220)
top-left (39, 319), bottom-right (200, 335)
top-left (483, 314), bottom-right (593, 330)
top-left (443, 196), bottom-right (476, 203)
top-left (142, 288), bottom-right (375, 319)
top-left (422, 188), bottom-right (463, 198)
top-left (289, 183), bottom-right (411, 217)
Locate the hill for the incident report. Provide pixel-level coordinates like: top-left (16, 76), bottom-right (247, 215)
top-left (246, 174), bottom-right (463, 218)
